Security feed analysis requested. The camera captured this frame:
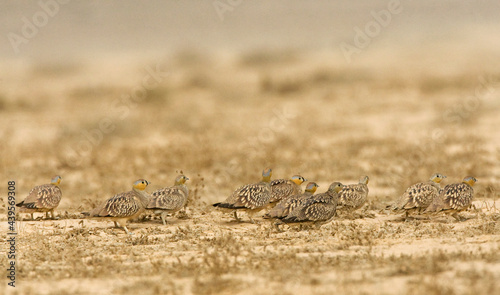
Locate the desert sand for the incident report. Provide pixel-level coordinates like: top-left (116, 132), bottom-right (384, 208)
top-left (1, 1), bottom-right (500, 294)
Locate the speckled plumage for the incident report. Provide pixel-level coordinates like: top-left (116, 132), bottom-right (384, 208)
top-left (16, 175), bottom-right (62, 220)
top-left (425, 176), bottom-right (476, 221)
top-left (392, 173), bottom-right (446, 218)
top-left (89, 179), bottom-right (150, 234)
top-left (213, 168), bottom-right (272, 223)
top-left (147, 175), bottom-right (189, 225)
top-left (269, 175), bottom-right (307, 204)
top-left (264, 182), bottom-right (319, 220)
top-left (337, 176), bottom-right (369, 212)
top-left (280, 182), bottom-right (344, 228)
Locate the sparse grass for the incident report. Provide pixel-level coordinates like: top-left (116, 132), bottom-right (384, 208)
top-left (2, 51), bottom-right (500, 294)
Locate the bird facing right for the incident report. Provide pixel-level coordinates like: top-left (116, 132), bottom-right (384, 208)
top-left (212, 168), bottom-right (273, 223)
top-left (16, 175), bottom-right (63, 220)
top-left (263, 181), bottom-right (319, 224)
top-left (88, 179), bottom-right (151, 234)
top-left (391, 173), bottom-right (447, 218)
top-left (425, 176), bottom-right (477, 221)
top-left (147, 175), bottom-right (189, 225)
top-left (280, 182), bottom-right (344, 229)
top-left (268, 175), bottom-right (307, 206)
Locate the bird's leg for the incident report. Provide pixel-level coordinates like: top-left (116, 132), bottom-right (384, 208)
top-left (30, 213), bottom-right (34, 220)
top-left (274, 222), bottom-right (283, 232)
top-left (123, 226), bottom-right (133, 235)
top-left (45, 212), bottom-right (50, 219)
top-left (161, 212), bottom-right (167, 226)
top-left (233, 211), bottom-right (241, 222)
top-left (452, 212), bottom-right (466, 222)
top-left (113, 221), bottom-right (119, 228)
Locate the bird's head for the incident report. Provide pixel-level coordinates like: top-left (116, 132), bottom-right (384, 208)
top-left (133, 179), bottom-right (150, 191)
top-left (359, 176), bottom-right (369, 185)
top-left (291, 175), bottom-right (307, 185)
top-left (462, 176), bottom-right (477, 187)
top-left (261, 167), bottom-right (273, 182)
top-left (430, 173), bottom-right (447, 183)
top-left (51, 175), bottom-right (62, 186)
top-left (329, 182), bottom-right (345, 193)
top-left (175, 175), bottom-right (189, 185)
top-left (304, 182), bottom-right (319, 193)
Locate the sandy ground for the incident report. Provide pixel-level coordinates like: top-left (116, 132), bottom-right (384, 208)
top-left (1, 201), bottom-right (500, 295)
top-left (2, 1), bottom-right (500, 295)
top-left (1, 50), bottom-right (499, 294)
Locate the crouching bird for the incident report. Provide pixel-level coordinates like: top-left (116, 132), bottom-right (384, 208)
top-left (389, 173), bottom-right (447, 219)
top-left (279, 182), bottom-right (344, 229)
top-left (263, 182), bottom-right (319, 231)
top-left (424, 176), bottom-right (477, 221)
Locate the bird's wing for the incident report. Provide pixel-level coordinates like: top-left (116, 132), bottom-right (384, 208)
top-left (91, 191), bottom-right (141, 218)
top-left (224, 182), bottom-right (271, 209)
top-left (270, 179), bottom-right (296, 203)
top-left (147, 187), bottom-right (187, 210)
top-left (17, 184), bottom-right (62, 209)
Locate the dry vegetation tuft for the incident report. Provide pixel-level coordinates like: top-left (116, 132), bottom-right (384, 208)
top-left (1, 49), bottom-right (499, 294)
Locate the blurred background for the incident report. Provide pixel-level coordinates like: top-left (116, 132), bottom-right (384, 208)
top-left (1, 0), bottom-right (499, 210)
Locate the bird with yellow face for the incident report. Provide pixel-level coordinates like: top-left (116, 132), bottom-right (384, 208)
top-left (391, 173), bottom-right (447, 219)
top-left (425, 176), bottom-right (477, 221)
top-left (87, 179), bottom-right (151, 234)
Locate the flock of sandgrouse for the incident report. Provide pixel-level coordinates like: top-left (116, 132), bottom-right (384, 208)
top-left (15, 169), bottom-right (477, 234)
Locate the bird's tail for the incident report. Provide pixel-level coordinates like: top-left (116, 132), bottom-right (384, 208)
top-left (213, 202), bottom-right (241, 209)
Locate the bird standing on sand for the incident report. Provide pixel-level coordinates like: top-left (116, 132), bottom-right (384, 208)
top-left (391, 173), bottom-right (447, 218)
top-left (268, 175), bottom-right (307, 207)
top-left (337, 176), bottom-right (369, 214)
top-left (88, 179), bottom-right (150, 234)
top-left (16, 175), bottom-right (62, 220)
top-left (264, 182), bottom-right (319, 231)
top-left (147, 175), bottom-right (189, 225)
top-left (280, 182), bottom-right (344, 229)
top-left (264, 182), bottom-right (319, 220)
top-left (213, 168), bottom-right (272, 223)
top-left (425, 176), bottom-right (477, 221)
